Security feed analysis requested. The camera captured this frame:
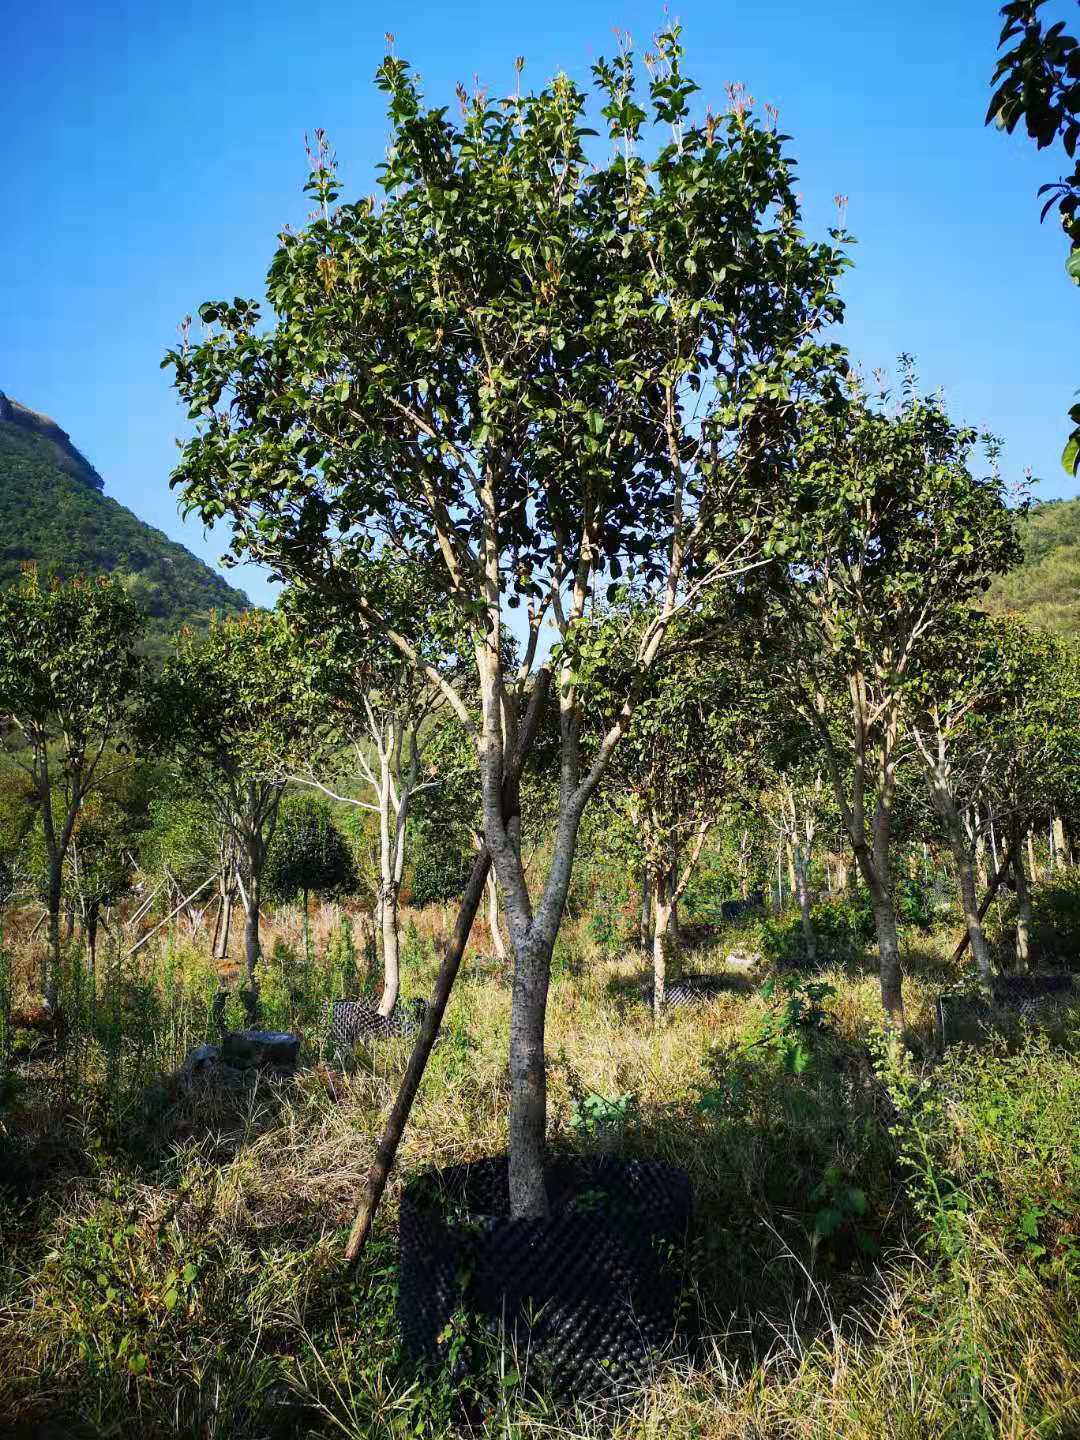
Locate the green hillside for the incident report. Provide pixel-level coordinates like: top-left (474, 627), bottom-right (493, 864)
top-left (0, 391), bottom-right (248, 645)
top-left (985, 497), bottom-right (1080, 636)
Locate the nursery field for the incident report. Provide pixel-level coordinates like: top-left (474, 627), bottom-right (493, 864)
top-left (1, 879), bottom-right (1079, 1440)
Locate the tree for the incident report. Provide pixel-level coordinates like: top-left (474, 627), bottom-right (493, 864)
top-left (904, 610), bottom-right (1018, 982)
top-left (264, 794), bottom-right (358, 914)
top-left (0, 572), bottom-right (144, 1002)
top-left (141, 612), bottom-right (312, 995)
top-left (284, 582), bottom-right (446, 1016)
top-left (976, 619), bottom-right (1080, 967)
top-left (165, 31), bottom-right (848, 1216)
top-left (988, 0), bottom-right (1080, 472)
top-left (595, 607), bottom-right (766, 1014)
top-left (760, 368), bottom-right (1021, 1024)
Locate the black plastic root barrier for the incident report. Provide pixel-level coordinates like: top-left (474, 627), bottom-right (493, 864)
top-left (637, 974), bottom-right (732, 1010)
top-left (398, 1155), bottom-right (692, 1403)
top-left (327, 996), bottom-right (427, 1053)
top-left (937, 974), bottom-right (1077, 1049)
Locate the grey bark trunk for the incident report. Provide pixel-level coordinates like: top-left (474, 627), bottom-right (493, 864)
top-left (957, 850), bottom-right (993, 984)
top-left (215, 883), bottom-right (233, 960)
top-left (652, 870), bottom-right (675, 1022)
top-left (794, 851), bottom-right (816, 963)
top-left (243, 879), bottom-right (261, 989)
top-left (377, 882), bottom-right (401, 1017)
top-left (1013, 836), bottom-right (1034, 972)
top-left (486, 869), bottom-right (507, 963)
top-left (639, 866), bottom-right (652, 953)
top-left (45, 855), bottom-right (63, 1007)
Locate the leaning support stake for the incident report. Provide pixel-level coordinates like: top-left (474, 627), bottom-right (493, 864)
top-left (343, 845), bottom-right (492, 1264)
top-left (950, 841), bottom-right (1015, 966)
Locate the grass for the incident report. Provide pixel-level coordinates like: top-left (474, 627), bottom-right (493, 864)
top-left (0, 896), bottom-right (1078, 1439)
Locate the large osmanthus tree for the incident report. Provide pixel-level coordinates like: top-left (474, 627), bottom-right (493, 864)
top-left (759, 367), bottom-right (1020, 1026)
top-left (0, 571), bottom-right (144, 1004)
top-left (164, 30), bottom-right (848, 1217)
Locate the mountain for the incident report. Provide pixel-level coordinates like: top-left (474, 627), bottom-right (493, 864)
top-left (985, 497), bottom-right (1080, 636)
top-left (0, 391), bottom-right (248, 646)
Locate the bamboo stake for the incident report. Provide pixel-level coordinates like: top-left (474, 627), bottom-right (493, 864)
top-left (126, 877), bottom-right (216, 958)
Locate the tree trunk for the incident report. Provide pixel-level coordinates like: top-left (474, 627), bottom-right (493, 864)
top-left (486, 869), bottom-right (507, 963)
top-left (377, 881), bottom-right (401, 1017)
top-left (1027, 830), bottom-right (1039, 885)
top-left (45, 854), bottom-right (63, 1007)
top-left (508, 932), bottom-right (553, 1218)
top-left (243, 880), bottom-right (261, 989)
top-left (869, 887), bottom-right (904, 1027)
top-left (794, 848), bottom-right (816, 963)
top-left (639, 865), bottom-right (652, 953)
top-left (1013, 837), bottom-right (1034, 972)
top-left (866, 796), bottom-right (905, 1029)
top-left (956, 846), bottom-right (993, 983)
top-left (652, 868), bottom-right (675, 1021)
top-left (86, 908), bottom-right (99, 979)
top-left (215, 882), bottom-right (233, 960)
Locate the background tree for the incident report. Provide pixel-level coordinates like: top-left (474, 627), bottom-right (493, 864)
top-left (165, 31), bottom-right (848, 1217)
top-left (976, 618), bottom-right (1080, 967)
top-left (284, 582), bottom-right (446, 1017)
top-left (595, 607), bottom-right (766, 1013)
top-left (988, 0), bottom-right (1080, 472)
top-left (760, 368), bottom-right (1021, 1024)
top-left (0, 572), bottom-right (144, 1003)
top-left (264, 794), bottom-right (358, 916)
top-left (141, 612), bottom-right (311, 996)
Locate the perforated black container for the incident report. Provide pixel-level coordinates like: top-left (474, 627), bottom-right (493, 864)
top-left (638, 974), bottom-right (732, 1010)
top-left (398, 1154), bottom-right (691, 1402)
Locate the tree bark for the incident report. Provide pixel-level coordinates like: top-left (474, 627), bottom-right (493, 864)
top-left (794, 847), bottom-right (816, 963)
top-left (1013, 835), bottom-right (1034, 972)
top-left (243, 886), bottom-right (261, 989)
top-left (956, 846), bottom-right (993, 983)
top-left (45, 854), bottom-right (63, 1007)
top-left (652, 867), bottom-right (674, 1021)
top-left (486, 868), bottom-right (507, 963)
top-left (639, 865), bottom-right (652, 953)
top-left (215, 882), bottom-right (233, 960)
top-left (377, 880), bottom-right (401, 1017)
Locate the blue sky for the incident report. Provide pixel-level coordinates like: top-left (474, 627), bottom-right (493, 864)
top-left (4, 0), bottom-right (1077, 607)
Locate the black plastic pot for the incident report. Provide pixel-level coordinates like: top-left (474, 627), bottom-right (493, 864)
top-left (637, 974), bottom-right (733, 1010)
top-left (398, 1154), bottom-right (691, 1402)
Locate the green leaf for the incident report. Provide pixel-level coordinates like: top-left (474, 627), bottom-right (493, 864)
top-left (1062, 432), bottom-right (1080, 475)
